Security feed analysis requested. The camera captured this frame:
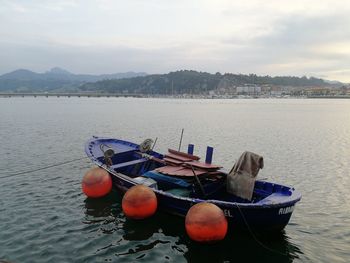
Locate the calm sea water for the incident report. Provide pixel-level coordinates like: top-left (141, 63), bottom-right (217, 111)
top-left (0, 97), bottom-right (349, 262)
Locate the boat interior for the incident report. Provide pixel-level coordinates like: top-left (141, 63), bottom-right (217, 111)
top-left (93, 139), bottom-right (293, 204)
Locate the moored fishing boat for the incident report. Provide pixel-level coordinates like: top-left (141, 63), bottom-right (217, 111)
top-left (85, 136), bottom-right (301, 231)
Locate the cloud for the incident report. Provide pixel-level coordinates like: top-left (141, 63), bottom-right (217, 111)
top-left (0, 0), bottom-right (350, 81)
top-left (212, 12), bottom-right (350, 80)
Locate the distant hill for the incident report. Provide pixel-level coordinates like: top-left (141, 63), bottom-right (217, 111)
top-left (0, 68), bottom-right (147, 92)
top-left (79, 70), bottom-right (336, 95)
top-left (1, 68), bottom-right (343, 94)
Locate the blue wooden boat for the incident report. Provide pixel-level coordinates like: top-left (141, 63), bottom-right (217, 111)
top-left (85, 136), bottom-right (301, 231)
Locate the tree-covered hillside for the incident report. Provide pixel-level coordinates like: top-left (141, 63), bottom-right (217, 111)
top-left (0, 69), bottom-right (334, 93)
top-left (79, 70), bottom-right (222, 94)
top-left (79, 70), bottom-right (330, 94)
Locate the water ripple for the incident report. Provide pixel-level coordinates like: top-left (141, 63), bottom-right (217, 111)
top-left (1, 98), bottom-right (350, 262)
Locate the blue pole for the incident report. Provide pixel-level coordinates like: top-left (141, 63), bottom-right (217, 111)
top-left (205, 146), bottom-right (213, 164)
top-left (188, 144), bottom-right (194, 155)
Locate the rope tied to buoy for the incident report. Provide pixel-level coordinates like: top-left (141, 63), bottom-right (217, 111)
top-left (0, 156), bottom-right (89, 179)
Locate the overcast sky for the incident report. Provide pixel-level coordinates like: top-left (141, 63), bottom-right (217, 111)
top-left (1, 0), bottom-right (349, 82)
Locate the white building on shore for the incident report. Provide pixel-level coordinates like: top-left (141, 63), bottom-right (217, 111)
top-left (236, 86), bottom-right (261, 94)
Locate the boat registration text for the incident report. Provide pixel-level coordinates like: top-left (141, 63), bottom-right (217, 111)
top-left (278, 206), bottom-right (294, 215)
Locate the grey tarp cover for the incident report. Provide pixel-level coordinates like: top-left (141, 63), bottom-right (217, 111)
top-left (226, 151), bottom-right (264, 200)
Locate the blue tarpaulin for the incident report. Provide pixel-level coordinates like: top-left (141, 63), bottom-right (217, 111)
top-left (142, 171), bottom-right (191, 188)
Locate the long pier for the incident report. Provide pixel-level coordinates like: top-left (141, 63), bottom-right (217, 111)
top-left (2, 92), bottom-right (350, 99)
top-left (0, 92), bottom-right (143, 98)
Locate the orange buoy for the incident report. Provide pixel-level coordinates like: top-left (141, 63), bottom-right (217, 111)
top-left (185, 202), bottom-right (228, 243)
top-left (122, 185), bottom-right (157, 219)
top-left (82, 167), bottom-right (112, 198)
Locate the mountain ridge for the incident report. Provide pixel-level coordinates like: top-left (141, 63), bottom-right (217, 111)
top-left (0, 68), bottom-right (347, 94)
top-left (79, 70), bottom-right (344, 95)
top-left (0, 68), bottom-right (148, 92)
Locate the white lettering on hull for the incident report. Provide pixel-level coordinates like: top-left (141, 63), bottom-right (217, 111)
top-left (223, 209), bottom-right (234, 218)
top-left (278, 206), bottom-right (294, 215)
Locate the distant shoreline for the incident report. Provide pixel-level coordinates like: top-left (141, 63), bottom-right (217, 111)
top-left (1, 92), bottom-right (350, 99)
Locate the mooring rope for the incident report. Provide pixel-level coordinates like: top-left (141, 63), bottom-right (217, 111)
top-left (0, 156), bottom-right (89, 179)
top-left (0, 153), bottom-right (291, 258)
top-left (234, 203), bottom-right (289, 256)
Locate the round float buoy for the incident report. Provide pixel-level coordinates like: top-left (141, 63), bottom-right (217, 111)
top-left (185, 202), bottom-right (228, 243)
top-left (122, 185), bottom-right (157, 219)
top-left (82, 167), bottom-right (112, 198)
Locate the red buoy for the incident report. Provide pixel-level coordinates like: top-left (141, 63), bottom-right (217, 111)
top-left (122, 185), bottom-right (157, 219)
top-left (82, 167), bottom-right (112, 198)
top-left (185, 202), bottom-right (228, 243)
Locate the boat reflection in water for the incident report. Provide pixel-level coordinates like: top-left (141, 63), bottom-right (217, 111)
top-left (83, 190), bottom-right (303, 262)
